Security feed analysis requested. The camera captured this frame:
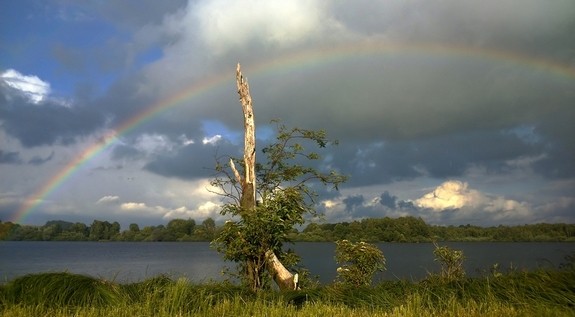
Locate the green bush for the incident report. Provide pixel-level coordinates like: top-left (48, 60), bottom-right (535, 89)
top-left (334, 240), bottom-right (386, 287)
top-left (431, 243), bottom-right (466, 282)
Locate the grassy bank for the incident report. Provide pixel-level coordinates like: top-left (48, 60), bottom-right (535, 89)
top-left (1, 269), bottom-right (574, 316)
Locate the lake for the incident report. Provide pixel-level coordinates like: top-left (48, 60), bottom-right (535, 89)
top-left (1, 241), bottom-right (573, 284)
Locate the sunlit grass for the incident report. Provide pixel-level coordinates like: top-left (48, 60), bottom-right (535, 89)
top-left (1, 268), bottom-right (574, 317)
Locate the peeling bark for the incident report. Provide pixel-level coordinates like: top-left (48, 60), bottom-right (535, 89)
top-left (236, 64), bottom-right (257, 211)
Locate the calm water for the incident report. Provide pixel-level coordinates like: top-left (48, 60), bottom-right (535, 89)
top-left (1, 241), bottom-right (573, 284)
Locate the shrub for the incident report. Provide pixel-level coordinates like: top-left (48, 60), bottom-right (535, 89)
top-left (334, 240), bottom-right (386, 287)
top-left (432, 243), bottom-right (466, 282)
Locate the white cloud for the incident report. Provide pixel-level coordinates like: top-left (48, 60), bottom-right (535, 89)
top-left (162, 206), bottom-right (193, 219)
top-left (415, 180), bottom-right (534, 224)
top-left (1, 69), bottom-right (51, 103)
top-left (140, 0), bottom-right (349, 96)
top-left (96, 195), bottom-right (120, 204)
top-left (118, 201), bottom-right (221, 221)
top-left (195, 0), bottom-right (331, 55)
top-left (134, 133), bottom-right (175, 155)
top-left (195, 201), bottom-right (220, 216)
top-left (202, 134), bottom-right (221, 145)
top-left (120, 202), bottom-right (150, 211)
top-left (415, 180), bottom-right (478, 210)
top-left (163, 201), bottom-right (220, 220)
top-left (322, 199), bottom-right (338, 209)
top-left (161, 178), bottom-right (223, 204)
top-left (178, 134), bottom-right (195, 146)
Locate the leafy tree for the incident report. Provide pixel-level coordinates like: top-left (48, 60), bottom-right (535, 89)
top-left (211, 65), bottom-right (346, 291)
top-left (213, 122), bottom-right (346, 290)
top-left (120, 223), bottom-right (141, 241)
top-left (129, 223), bottom-right (140, 233)
top-left (0, 221), bottom-right (17, 240)
top-left (167, 218), bottom-right (196, 241)
top-left (89, 220), bottom-right (105, 241)
top-left (202, 218), bottom-right (216, 239)
top-left (147, 225), bottom-right (168, 241)
top-left (193, 218), bottom-right (216, 241)
top-left (89, 220), bottom-right (120, 241)
top-left (42, 223), bottom-right (62, 241)
top-left (70, 222), bottom-right (88, 237)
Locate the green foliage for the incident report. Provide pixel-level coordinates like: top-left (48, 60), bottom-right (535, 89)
top-left (430, 243), bottom-right (466, 282)
top-left (89, 220), bottom-right (121, 241)
top-left (214, 188), bottom-right (308, 289)
top-left (298, 218), bottom-right (575, 243)
top-left (334, 240), bottom-right (386, 287)
top-left (194, 218), bottom-right (217, 241)
top-left (211, 121), bottom-right (347, 290)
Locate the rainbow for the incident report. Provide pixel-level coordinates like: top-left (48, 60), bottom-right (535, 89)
top-left (10, 41), bottom-right (575, 224)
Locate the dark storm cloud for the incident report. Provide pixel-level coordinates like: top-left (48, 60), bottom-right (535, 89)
top-left (98, 0), bottom-right (574, 188)
top-left (0, 85), bottom-right (106, 147)
top-left (1, 61), bottom-right (206, 150)
top-left (141, 126), bottom-right (344, 186)
top-left (380, 191), bottom-right (397, 209)
top-left (92, 72), bottom-right (207, 143)
top-left (397, 200), bottom-right (417, 211)
top-left (144, 140), bottom-right (241, 180)
top-left (337, 191), bottom-right (421, 220)
top-left (533, 115), bottom-right (575, 179)
top-left (243, 52), bottom-right (574, 150)
top-left (342, 194), bottom-right (364, 212)
top-left (0, 150), bottom-right (22, 164)
top-left (111, 144), bottom-right (143, 161)
top-left (331, 128), bottom-right (548, 187)
top-left (332, 1), bottom-right (575, 59)
top-left (411, 129), bottom-right (546, 177)
top-left (28, 151), bottom-right (54, 165)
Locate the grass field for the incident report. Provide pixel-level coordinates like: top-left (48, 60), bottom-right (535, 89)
top-left (1, 267), bottom-right (574, 317)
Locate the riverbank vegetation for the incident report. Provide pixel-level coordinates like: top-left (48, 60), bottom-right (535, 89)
top-left (1, 264), bottom-right (574, 316)
top-left (1, 217), bottom-right (574, 242)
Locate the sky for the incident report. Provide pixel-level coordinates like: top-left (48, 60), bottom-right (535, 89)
top-left (1, 0), bottom-right (574, 228)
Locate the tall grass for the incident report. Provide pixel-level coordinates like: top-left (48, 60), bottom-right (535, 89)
top-left (1, 269), bottom-right (574, 316)
top-left (0, 272), bottom-right (122, 308)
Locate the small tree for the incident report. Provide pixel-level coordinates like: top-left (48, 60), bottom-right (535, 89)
top-left (211, 64), bottom-right (346, 291)
top-left (432, 243), bottom-right (466, 282)
top-left (334, 240), bottom-right (386, 287)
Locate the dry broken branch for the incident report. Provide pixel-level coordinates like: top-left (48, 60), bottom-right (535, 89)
top-left (236, 63), bottom-right (257, 210)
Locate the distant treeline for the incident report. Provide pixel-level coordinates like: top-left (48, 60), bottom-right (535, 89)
top-left (1, 216), bottom-right (574, 242)
top-left (298, 217), bottom-right (575, 242)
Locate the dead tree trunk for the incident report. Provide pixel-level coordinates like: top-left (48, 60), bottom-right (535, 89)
top-left (231, 63), bottom-right (296, 291)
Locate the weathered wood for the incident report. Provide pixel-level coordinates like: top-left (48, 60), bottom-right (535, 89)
top-left (229, 158), bottom-right (242, 187)
top-left (266, 250), bottom-right (297, 290)
top-left (236, 63), bottom-right (256, 211)
top-left (236, 63), bottom-right (294, 291)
